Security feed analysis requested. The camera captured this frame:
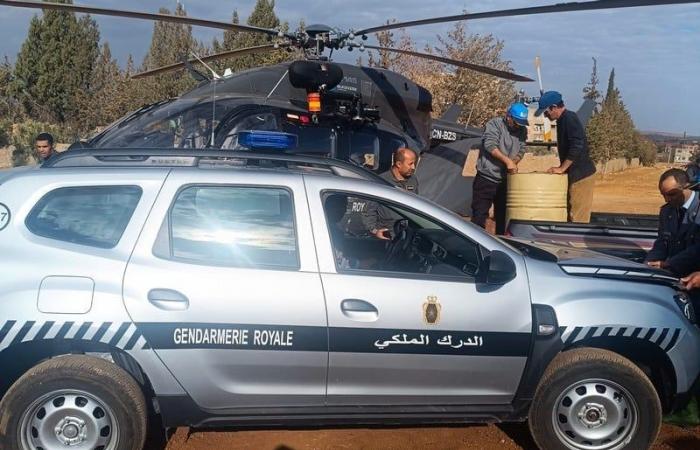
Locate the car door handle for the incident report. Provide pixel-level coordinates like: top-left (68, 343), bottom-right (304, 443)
top-left (147, 289), bottom-right (190, 311)
top-left (340, 299), bottom-right (378, 322)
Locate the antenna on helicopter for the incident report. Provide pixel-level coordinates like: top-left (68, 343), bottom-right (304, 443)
top-left (190, 50), bottom-right (221, 80)
top-left (534, 56), bottom-right (544, 95)
top-left (186, 49), bottom-right (221, 146)
top-left (181, 55), bottom-right (209, 82)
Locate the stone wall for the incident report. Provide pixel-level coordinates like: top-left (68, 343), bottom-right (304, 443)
top-left (0, 146), bottom-right (11, 168)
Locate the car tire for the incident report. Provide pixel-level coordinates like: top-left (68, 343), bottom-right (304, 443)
top-left (0, 354), bottom-right (147, 450)
top-left (529, 347), bottom-right (661, 450)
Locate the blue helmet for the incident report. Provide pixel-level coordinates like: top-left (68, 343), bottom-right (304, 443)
top-left (507, 102), bottom-right (529, 127)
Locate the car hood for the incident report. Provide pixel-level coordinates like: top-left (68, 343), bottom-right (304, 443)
top-left (502, 237), bottom-right (678, 286)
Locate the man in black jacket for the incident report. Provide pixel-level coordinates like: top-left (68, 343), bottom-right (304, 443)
top-left (35, 132), bottom-right (58, 164)
top-left (645, 168), bottom-right (700, 276)
top-left (536, 91), bottom-right (597, 223)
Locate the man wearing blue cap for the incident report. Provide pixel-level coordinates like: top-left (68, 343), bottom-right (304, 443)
top-left (471, 103), bottom-right (528, 234)
top-left (536, 91), bottom-right (597, 223)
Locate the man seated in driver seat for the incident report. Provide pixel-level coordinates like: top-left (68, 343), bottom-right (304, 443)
top-left (364, 147), bottom-right (419, 240)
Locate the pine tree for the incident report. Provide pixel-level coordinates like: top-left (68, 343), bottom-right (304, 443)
top-left (211, 10), bottom-right (241, 72)
top-left (10, 15), bottom-right (44, 120)
top-left (0, 57), bottom-right (20, 123)
top-left (582, 57), bottom-right (601, 104)
top-left (225, 0), bottom-right (294, 73)
top-left (121, 54), bottom-right (142, 112)
top-left (136, 3), bottom-right (198, 104)
top-left (11, 0), bottom-right (99, 125)
top-left (75, 43), bottom-right (132, 133)
top-left (223, 10), bottom-right (241, 50)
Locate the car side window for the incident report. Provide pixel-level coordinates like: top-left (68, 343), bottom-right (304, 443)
top-left (162, 185), bottom-right (299, 269)
top-left (322, 192), bottom-right (482, 279)
top-left (26, 186), bottom-right (142, 249)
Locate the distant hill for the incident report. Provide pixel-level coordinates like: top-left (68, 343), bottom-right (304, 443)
top-left (641, 131), bottom-right (700, 143)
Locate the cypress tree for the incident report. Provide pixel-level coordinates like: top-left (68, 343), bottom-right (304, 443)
top-left (582, 57), bottom-right (601, 104)
top-left (11, 0), bottom-right (99, 124)
top-left (587, 68), bottom-right (638, 163)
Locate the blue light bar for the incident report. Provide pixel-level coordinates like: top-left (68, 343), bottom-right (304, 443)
top-left (235, 130), bottom-right (298, 150)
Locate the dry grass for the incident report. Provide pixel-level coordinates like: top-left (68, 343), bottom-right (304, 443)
top-left (592, 165), bottom-right (667, 215)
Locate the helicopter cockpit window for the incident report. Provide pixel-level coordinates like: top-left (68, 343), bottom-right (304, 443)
top-left (378, 132), bottom-right (409, 172)
top-left (92, 98), bottom-right (238, 149)
top-left (282, 122), bottom-right (333, 154)
top-left (347, 131), bottom-right (380, 170)
top-left (220, 112), bottom-right (280, 149)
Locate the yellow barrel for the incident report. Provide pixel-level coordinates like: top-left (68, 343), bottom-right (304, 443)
top-left (506, 173), bottom-right (568, 224)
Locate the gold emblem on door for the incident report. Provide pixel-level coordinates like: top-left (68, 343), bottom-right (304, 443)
top-left (423, 295), bottom-right (441, 325)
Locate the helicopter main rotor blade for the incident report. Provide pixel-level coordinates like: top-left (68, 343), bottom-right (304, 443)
top-left (354, 0), bottom-right (700, 35)
top-left (0, 0), bottom-right (289, 38)
top-left (131, 44), bottom-right (290, 79)
top-left (359, 44), bottom-right (533, 82)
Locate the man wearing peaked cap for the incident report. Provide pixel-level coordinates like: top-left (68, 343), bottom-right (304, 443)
top-left (536, 91), bottom-right (597, 223)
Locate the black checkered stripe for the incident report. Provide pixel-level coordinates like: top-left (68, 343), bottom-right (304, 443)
top-left (560, 325), bottom-right (682, 352)
top-left (0, 321), bottom-right (150, 352)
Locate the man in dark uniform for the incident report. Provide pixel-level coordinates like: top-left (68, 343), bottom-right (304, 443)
top-left (646, 168), bottom-right (700, 276)
top-left (364, 147), bottom-right (419, 240)
top-left (536, 91), bottom-right (597, 223)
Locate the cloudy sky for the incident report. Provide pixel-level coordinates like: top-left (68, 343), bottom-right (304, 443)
top-left (1, 0), bottom-right (699, 135)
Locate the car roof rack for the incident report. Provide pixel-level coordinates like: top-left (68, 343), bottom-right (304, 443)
top-left (42, 148), bottom-right (391, 185)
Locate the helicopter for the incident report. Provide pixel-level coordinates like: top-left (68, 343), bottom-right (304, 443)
top-left (1, 0), bottom-right (697, 209)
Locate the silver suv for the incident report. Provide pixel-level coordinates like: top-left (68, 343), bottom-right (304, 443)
top-left (0, 149), bottom-right (698, 450)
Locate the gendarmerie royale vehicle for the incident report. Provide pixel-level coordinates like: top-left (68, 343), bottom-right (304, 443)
top-left (0, 138), bottom-right (698, 450)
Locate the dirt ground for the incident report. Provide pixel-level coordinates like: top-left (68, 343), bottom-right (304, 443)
top-left (163, 422), bottom-right (700, 450)
top-left (591, 165), bottom-right (668, 215)
top-left (161, 164), bottom-right (694, 450)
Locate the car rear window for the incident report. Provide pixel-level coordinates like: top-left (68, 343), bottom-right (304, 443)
top-left (164, 185), bottom-right (299, 269)
top-left (26, 186), bottom-right (142, 248)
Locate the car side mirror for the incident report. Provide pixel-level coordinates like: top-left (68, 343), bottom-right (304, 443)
top-left (479, 250), bottom-right (516, 285)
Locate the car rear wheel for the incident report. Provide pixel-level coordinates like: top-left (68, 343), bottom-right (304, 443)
top-left (529, 348), bottom-right (661, 450)
top-left (0, 354), bottom-right (147, 450)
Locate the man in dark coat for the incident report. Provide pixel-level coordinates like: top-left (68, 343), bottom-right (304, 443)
top-left (646, 168), bottom-right (700, 276)
top-left (536, 91), bottom-right (597, 223)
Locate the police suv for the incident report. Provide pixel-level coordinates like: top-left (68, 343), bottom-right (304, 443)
top-left (0, 139), bottom-right (698, 450)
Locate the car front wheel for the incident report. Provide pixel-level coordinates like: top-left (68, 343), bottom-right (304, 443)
top-left (529, 347), bottom-right (661, 450)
